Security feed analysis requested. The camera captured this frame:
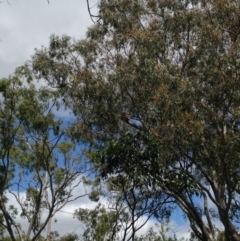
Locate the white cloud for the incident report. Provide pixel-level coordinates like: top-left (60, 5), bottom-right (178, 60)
top-left (6, 183), bottom-right (191, 239)
top-left (7, 185), bottom-right (221, 240)
top-left (5, 179), bottom-right (101, 237)
top-left (0, 0), bottom-right (99, 78)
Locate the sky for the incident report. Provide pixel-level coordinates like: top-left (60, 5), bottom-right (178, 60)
top-left (0, 0), bottom-right (98, 78)
top-left (0, 0), bottom-right (194, 239)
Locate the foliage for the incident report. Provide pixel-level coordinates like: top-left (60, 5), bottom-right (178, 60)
top-left (56, 233), bottom-right (78, 241)
top-left (19, 0), bottom-right (240, 241)
top-left (135, 223), bottom-right (178, 241)
top-left (74, 203), bottom-right (119, 241)
top-left (57, 233), bottom-right (79, 241)
top-left (75, 203), bottom-right (177, 241)
top-left (0, 73), bottom-right (88, 241)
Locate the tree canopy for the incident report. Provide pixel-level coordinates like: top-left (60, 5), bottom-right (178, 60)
top-left (3, 0), bottom-right (240, 240)
top-left (0, 72), bottom-right (89, 241)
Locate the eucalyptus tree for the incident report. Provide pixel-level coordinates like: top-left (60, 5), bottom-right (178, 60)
top-left (58, 233), bottom-right (79, 241)
top-left (0, 72), bottom-right (89, 241)
top-left (75, 203), bottom-right (177, 241)
top-left (75, 177), bottom-right (171, 241)
top-left (26, 0), bottom-right (240, 240)
top-left (74, 203), bottom-right (119, 241)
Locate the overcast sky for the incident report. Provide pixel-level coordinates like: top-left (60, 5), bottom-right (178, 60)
top-left (0, 0), bottom-right (98, 78)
